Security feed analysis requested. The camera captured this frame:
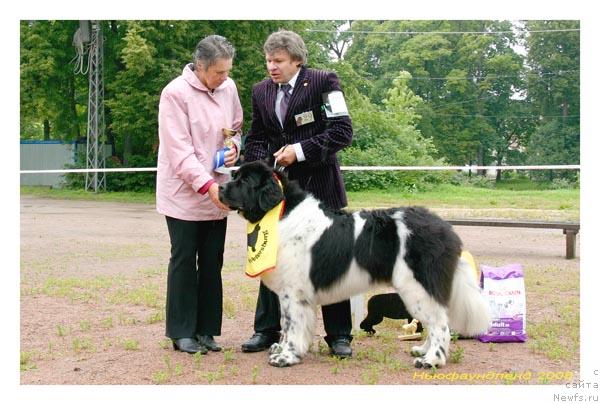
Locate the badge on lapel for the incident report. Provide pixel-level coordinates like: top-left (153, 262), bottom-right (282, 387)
top-left (294, 110), bottom-right (315, 127)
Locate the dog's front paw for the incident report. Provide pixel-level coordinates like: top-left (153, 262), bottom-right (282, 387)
top-left (413, 352), bottom-right (446, 368)
top-left (413, 357), bottom-right (434, 368)
top-left (269, 351), bottom-right (301, 367)
top-left (268, 342), bottom-right (283, 355)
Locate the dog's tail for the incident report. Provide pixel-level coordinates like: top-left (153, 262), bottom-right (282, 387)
top-left (447, 256), bottom-right (491, 337)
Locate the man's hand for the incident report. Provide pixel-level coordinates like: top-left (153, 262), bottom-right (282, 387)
top-left (208, 182), bottom-right (230, 211)
top-left (273, 145), bottom-right (297, 167)
top-left (224, 146), bottom-right (237, 167)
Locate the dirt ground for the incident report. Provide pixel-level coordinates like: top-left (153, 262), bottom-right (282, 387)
top-left (19, 196), bottom-right (580, 386)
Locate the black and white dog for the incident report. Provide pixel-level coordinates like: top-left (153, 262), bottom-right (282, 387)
top-left (219, 161), bottom-right (490, 368)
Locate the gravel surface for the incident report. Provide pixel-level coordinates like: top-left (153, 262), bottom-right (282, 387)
top-left (20, 196), bottom-right (580, 386)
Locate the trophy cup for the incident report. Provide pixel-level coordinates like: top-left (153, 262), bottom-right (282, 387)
top-left (214, 128), bottom-right (236, 174)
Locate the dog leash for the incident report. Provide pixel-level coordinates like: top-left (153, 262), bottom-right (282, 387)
top-left (273, 144), bottom-right (289, 173)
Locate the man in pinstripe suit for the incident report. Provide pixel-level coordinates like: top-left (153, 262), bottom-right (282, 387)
top-left (242, 30), bottom-right (354, 358)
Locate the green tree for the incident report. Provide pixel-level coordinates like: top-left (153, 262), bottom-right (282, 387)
top-left (339, 72), bottom-right (446, 190)
top-left (105, 21), bottom-right (161, 165)
top-left (524, 20), bottom-right (580, 179)
top-left (343, 20), bottom-right (528, 172)
top-left (20, 20), bottom-right (84, 140)
top-left (21, 20), bottom-right (579, 191)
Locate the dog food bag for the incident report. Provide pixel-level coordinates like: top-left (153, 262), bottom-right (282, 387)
top-left (478, 263), bottom-right (527, 342)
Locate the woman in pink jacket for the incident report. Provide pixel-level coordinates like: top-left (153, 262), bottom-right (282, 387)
top-left (156, 35), bottom-right (242, 354)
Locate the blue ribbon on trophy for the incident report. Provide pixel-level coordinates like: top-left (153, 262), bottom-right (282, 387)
top-left (214, 128), bottom-right (236, 174)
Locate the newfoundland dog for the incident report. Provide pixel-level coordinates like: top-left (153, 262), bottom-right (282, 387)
top-left (219, 161), bottom-right (490, 368)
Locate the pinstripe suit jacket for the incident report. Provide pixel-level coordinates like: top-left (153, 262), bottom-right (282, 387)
top-left (244, 66), bottom-right (353, 209)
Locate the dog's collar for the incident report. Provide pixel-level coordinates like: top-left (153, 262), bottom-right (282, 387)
top-left (272, 172), bottom-right (282, 184)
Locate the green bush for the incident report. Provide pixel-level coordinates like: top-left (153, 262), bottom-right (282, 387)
top-left (549, 177), bottom-right (578, 190)
top-left (62, 153), bottom-right (156, 192)
top-left (340, 144), bottom-right (450, 191)
top-left (105, 155), bottom-right (157, 192)
top-left (450, 172), bottom-right (496, 188)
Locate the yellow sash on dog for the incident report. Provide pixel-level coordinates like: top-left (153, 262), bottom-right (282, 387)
top-left (461, 250), bottom-right (480, 283)
top-left (245, 198), bottom-right (285, 278)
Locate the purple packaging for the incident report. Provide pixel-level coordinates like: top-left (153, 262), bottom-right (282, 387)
top-left (478, 263), bottom-right (527, 343)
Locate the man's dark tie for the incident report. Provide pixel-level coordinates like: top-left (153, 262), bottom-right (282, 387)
top-left (279, 84), bottom-right (292, 123)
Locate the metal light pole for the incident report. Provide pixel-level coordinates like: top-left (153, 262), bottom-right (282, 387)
top-left (83, 21), bottom-right (106, 192)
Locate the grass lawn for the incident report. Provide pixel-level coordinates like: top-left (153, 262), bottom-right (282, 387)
top-left (346, 183), bottom-right (579, 211)
top-left (21, 183), bottom-right (580, 221)
top-left (20, 186), bottom-right (156, 204)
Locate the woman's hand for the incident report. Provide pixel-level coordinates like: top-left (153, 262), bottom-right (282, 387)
top-left (224, 145), bottom-right (238, 167)
top-left (208, 182), bottom-right (230, 211)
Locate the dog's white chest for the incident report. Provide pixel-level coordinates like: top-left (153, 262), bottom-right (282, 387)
top-left (262, 197), bottom-right (333, 293)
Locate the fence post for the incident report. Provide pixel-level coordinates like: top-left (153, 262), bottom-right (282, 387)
top-left (563, 229), bottom-right (578, 259)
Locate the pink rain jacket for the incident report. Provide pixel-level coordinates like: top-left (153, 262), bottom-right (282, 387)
top-left (156, 64), bottom-right (243, 221)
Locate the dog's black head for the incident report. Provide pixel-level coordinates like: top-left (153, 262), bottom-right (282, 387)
top-left (218, 160), bottom-right (284, 223)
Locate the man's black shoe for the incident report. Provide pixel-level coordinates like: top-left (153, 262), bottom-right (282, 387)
top-left (197, 335), bottom-right (222, 352)
top-left (241, 332), bottom-right (280, 352)
top-left (172, 338), bottom-right (207, 354)
top-left (329, 337), bottom-right (352, 358)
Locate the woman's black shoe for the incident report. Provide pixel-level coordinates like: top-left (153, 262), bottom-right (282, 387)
top-left (172, 338), bottom-right (207, 354)
top-left (197, 335), bottom-right (222, 352)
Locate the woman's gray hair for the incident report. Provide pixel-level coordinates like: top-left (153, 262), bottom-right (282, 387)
top-left (263, 30), bottom-right (307, 65)
top-left (193, 35), bottom-right (235, 69)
